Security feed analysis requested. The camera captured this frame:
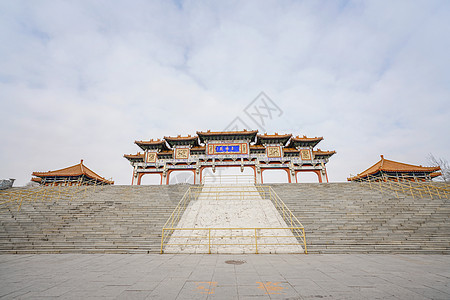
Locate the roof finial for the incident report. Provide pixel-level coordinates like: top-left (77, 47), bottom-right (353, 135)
top-left (380, 155), bottom-right (384, 160)
top-left (81, 159), bottom-right (84, 164)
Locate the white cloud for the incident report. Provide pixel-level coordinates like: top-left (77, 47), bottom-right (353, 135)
top-left (1, 0), bottom-right (449, 185)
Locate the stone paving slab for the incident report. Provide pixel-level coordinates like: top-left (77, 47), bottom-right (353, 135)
top-left (0, 254), bottom-right (449, 299)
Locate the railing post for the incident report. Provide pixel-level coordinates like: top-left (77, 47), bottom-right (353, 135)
top-left (160, 229), bottom-right (165, 254)
top-left (302, 228), bottom-right (307, 254)
top-left (254, 228), bottom-right (258, 254)
top-left (208, 228), bottom-right (211, 254)
top-left (17, 190), bottom-right (24, 211)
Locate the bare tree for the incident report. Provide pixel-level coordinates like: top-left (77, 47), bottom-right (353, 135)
top-left (428, 154), bottom-right (450, 182)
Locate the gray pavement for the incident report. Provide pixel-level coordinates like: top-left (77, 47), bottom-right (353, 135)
top-left (0, 254), bottom-right (449, 299)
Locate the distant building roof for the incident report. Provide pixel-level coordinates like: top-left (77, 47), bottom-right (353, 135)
top-left (32, 160), bottom-right (114, 184)
top-left (348, 155), bottom-right (441, 181)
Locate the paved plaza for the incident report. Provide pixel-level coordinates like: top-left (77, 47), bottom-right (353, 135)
top-left (0, 254), bottom-right (449, 299)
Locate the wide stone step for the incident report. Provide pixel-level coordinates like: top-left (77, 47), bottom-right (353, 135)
top-left (1, 183), bottom-right (448, 254)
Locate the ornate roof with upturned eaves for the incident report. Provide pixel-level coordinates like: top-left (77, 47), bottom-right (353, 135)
top-left (348, 155), bottom-right (441, 181)
top-left (257, 133), bottom-right (292, 146)
top-left (32, 160), bottom-right (114, 184)
top-left (164, 135), bottom-right (199, 147)
top-left (197, 129), bottom-right (258, 143)
top-left (135, 139), bottom-right (170, 151)
top-left (123, 153), bottom-right (145, 162)
top-left (313, 149), bottom-right (336, 158)
top-left (190, 146), bottom-right (206, 153)
top-left (288, 135), bottom-right (323, 148)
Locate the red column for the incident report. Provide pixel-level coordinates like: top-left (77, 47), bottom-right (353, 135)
top-left (316, 170), bottom-right (322, 183)
top-left (137, 173), bottom-right (144, 185)
top-left (286, 168), bottom-right (292, 183)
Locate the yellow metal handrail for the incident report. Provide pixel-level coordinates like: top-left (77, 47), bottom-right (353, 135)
top-left (162, 227), bottom-right (306, 254)
top-left (0, 178), bottom-right (110, 211)
top-left (160, 184), bottom-right (307, 254)
top-left (357, 173), bottom-right (450, 199)
top-left (160, 187), bottom-right (199, 252)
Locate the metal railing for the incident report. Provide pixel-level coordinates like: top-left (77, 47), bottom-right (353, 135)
top-left (160, 183), bottom-right (307, 254)
top-left (162, 227), bottom-right (305, 254)
top-left (0, 178), bottom-right (111, 211)
top-left (356, 174), bottom-right (450, 199)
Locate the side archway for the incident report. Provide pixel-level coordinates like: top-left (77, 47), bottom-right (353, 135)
top-left (261, 169), bottom-right (291, 183)
top-left (140, 173), bottom-right (162, 185)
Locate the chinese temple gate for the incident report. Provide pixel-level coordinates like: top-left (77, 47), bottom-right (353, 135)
top-left (124, 130), bottom-right (335, 185)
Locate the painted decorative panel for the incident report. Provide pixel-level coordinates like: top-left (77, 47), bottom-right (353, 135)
top-left (300, 149), bottom-right (312, 160)
top-left (175, 148), bottom-right (190, 159)
top-left (146, 151), bottom-right (157, 163)
top-left (266, 146), bottom-right (282, 158)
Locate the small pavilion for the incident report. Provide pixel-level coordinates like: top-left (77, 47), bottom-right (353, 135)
top-left (348, 155), bottom-right (441, 182)
top-left (32, 160), bottom-right (114, 186)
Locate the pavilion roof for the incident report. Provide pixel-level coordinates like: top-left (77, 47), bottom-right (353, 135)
top-left (288, 136), bottom-right (323, 148)
top-left (283, 147), bottom-right (300, 153)
top-left (313, 149), bottom-right (336, 157)
top-left (348, 155), bottom-right (441, 181)
top-left (32, 160), bottom-right (114, 184)
top-left (123, 153), bottom-right (145, 161)
top-left (197, 129), bottom-right (258, 143)
top-left (164, 135), bottom-right (199, 147)
top-left (257, 133), bottom-right (292, 145)
top-left (135, 139), bottom-right (169, 151)
top-left (190, 146), bottom-right (206, 151)
top-left (157, 150), bottom-right (174, 157)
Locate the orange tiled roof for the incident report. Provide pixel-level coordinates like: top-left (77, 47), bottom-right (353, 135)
top-left (123, 153), bottom-right (145, 159)
top-left (158, 150), bottom-right (174, 155)
top-left (313, 150), bottom-right (336, 156)
top-left (135, 139), bottom-right (165, 145)
top-left (164, 135), bottom-right (198, 141)
top-left (348, 155), bottom-right (441, 181)
top-left (191, 146), bottom-right (206, 151)
top-left (32, 160), bottom-right (114, 184)
top-left (197, 129), bottom-right (258, 136)
top-left (292, 135), bottom-right (323, 142)
top-left (283, 148), bottom-right (300, 152)
top-left (258, 133), bottom-right (292, 138)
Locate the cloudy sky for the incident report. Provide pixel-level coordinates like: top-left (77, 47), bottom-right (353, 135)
top-left (1, 0), bottom-right (449, 186)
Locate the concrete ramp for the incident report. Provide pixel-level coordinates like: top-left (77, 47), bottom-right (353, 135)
top-left (164, 184), bottom-right (303, 254)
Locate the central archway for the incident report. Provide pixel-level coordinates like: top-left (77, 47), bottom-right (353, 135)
top-left (201, 166), bottom-right (255, 184)
top-left (168, 170), bottom-right (195, 185)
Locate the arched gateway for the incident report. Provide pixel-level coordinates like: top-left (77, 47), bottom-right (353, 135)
top-left (124, 130), bottom-right (335, 185)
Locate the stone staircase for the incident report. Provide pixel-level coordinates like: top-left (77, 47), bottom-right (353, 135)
top-left (269, 183), bottom-right (450, 254)
top-left (1, 182), bottom-right (448, 254)
top-left (0, 185), bottom-right (189, 254)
